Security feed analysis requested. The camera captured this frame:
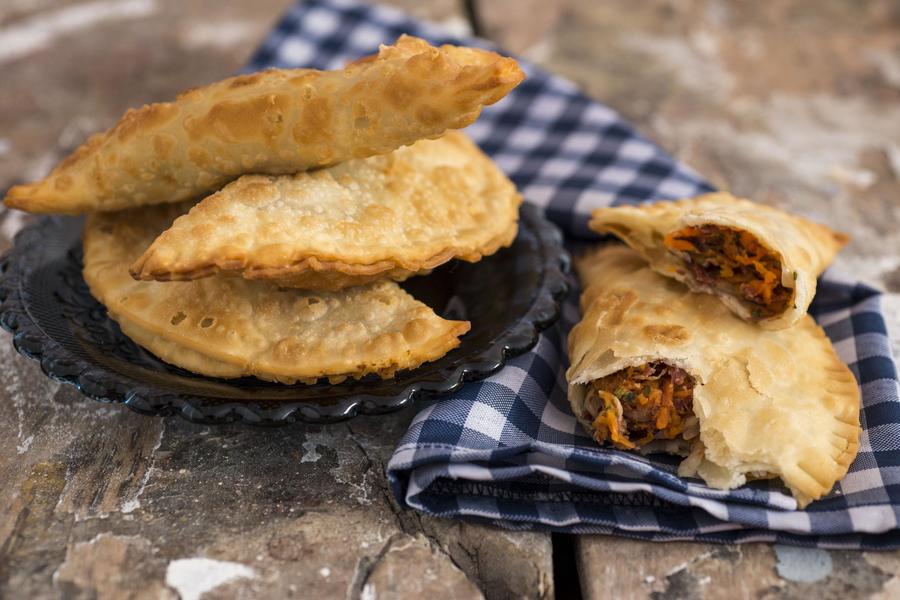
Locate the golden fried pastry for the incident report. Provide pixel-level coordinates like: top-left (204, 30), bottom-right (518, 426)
top-left (567, 245), bottom-right (860, 507)
top-left (83, 202), bottom-right (470, 383)
top-left (7, 35), bottom-right (524, 214)
top-left (129, 132), bottom-right (521, 290)
top-left (589, 193), bottom-right (848, 329)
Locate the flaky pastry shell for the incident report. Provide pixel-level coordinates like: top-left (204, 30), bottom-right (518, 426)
top-left (82, 202), bottom-right (470, 384)
top-left (129, 132), bottom-right (521, 290)
top-left (567, 245), bottom-right (860, 508)
top-left (6, 35), bottom-right (523, 214)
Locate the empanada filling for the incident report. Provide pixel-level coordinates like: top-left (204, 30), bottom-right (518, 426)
top-left (583, 362), bottom-right (696, 449)
top-left (663, 225), bottom-right (792, 319)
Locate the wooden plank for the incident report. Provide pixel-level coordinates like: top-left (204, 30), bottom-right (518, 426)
top-left (0, 348), bottom-right (554, 597)
top-left (577, 536), bottom-right (900, 599)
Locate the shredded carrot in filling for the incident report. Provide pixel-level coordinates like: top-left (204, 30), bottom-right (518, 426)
top-left (584, 362), bottom-right (695, 449)
top-left (663, 225), bottom-right (792, 319)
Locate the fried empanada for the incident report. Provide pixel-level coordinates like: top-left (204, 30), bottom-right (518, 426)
top-left (129, 132), bottom-right (521, 290)
top-left (82, 202), bottom-right (470, 383)
top-left (7, 35), bottom-right (524, 215)
top-left (589, 193), bottom-right (848, 329)
top-left (567, 245), bottom-right (860, 508)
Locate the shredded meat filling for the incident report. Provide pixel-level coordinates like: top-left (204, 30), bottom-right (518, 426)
top-left (583, 362), bottom-right (695, 449)
top-left (663, 225), bottom-right (792, 319)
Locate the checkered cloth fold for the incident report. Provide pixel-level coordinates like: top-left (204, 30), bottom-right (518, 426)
top-left (250, 0), bottom-right (900, 548)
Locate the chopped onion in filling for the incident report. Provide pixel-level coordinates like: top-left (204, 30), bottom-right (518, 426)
top-left (663, 225), bottom-right (792, 319)
top-left (582, 362), bottom-right (696, 449)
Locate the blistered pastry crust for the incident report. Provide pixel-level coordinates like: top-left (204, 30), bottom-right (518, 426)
top-left (129, 132), bottom-right (521, 290)
top-left (82, 202), bottom-right (470, 383)
top-left (6, 35), bottom-right (524, 214)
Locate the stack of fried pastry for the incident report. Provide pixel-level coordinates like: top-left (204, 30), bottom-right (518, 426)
top-left (4, 36), bottom-right (526, 384)
top-left (567, 193), bottom-right (861, 507)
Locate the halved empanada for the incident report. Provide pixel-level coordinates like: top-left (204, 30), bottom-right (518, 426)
top-left (129, 132), bottom-right (521, 290)
top-left (82, 202), bottom-right (470, 384)
top-left (589, 193), bottom-right (848, 329)
top-left (7, 35), bottom-right (524, 214)
top-left (567, 245), bottom-right (860, 508)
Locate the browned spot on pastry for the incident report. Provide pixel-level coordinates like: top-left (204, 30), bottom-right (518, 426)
top-left (187, 147), bottom-right (212, 169)
top-left (90, 165), bottom-right (109, 195)
top-left (385, 77), bottom-right (416, 108)
top-left (272, 338), bottom-right (301, 359)
top-left (55, 134), bottom-right (104, 172)
top-left (415, 105), bottom-right (442, 127)
top-left (596, 290), bottom-right (638, 326)
top-left (189, 223), bottom-right (215, 238)
top-left (121, 157), bottom-right (140, 178)
top-left (359, 204), bottom-right (395, 225)
top-left (468, 75), bottom-right (506, 93)
top-left (53, 175), bottom-right (73, 191)
top-left (403, 318), bottom-right (429, 342)
top-left (367, 331), bottom-right (403, 353)
top-left (227, 73), bottom-right (268, 88)
top-left (152, 134), bottom-right (177, 160)
top-left (642, 324), bottom-right (690, 344)
top-left (114, 103), bottom-right (179, 142)
top-left (291, 96), bottom-right (332, 145)
top-left (186, 94), bottom-right (292, 143)
top-left (232, 179), bottom-right (279, 205)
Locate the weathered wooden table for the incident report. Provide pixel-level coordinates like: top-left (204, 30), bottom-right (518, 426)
top-left (2, 1), bottom-right (899, 598)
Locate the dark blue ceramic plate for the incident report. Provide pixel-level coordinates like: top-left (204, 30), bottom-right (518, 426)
top-left (0, 204), bottom-right (569, 425)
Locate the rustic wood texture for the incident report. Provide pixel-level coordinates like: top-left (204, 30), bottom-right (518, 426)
top-left (1, 0), bottom-right (899, 598)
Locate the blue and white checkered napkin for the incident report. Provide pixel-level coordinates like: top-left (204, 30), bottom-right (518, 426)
top-left (250, 0), bottom-right (900, 549)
